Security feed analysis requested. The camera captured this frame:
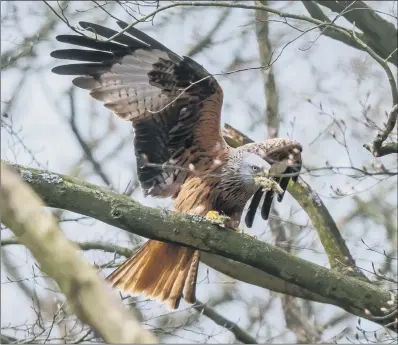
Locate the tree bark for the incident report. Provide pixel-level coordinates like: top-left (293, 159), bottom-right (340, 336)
top-left (1, 162), bottom-right (157, 344)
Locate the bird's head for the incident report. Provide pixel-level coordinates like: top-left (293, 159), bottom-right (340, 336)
top-left (223, 150), bottom-right (270, 193)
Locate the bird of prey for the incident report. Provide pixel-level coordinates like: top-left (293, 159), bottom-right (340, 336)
top-left (51, 21), bottom-right (302, 310)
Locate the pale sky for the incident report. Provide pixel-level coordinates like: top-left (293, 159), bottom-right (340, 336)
top-left (1, 1), bottom-right (397, 343)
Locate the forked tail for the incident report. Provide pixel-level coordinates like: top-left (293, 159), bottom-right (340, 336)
top-left (107, 240), bottom-right (199, 310)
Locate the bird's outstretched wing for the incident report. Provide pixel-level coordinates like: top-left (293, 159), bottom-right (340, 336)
top-left (51, 21), bottom-right (228, 197)
top-left (240, 139), bottom-right (302, 227)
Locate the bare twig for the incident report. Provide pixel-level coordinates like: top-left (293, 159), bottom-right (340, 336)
top-left (97, 1), bottom-right (360, 43)
top-left (67, 88), bottom-right (112, 187)
top-left (194, 300), bottom-right (258, 344)
top-left (187, 8), bottom-right (231, 57)
top-left (255, 0), bottom-right (280, 139)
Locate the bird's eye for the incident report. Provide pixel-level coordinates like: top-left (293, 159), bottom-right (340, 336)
top-left (251, 165), bottom-right (259, 172)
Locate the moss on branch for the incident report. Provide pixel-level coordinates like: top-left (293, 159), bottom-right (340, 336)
top-left (3, 160), bottom-right (396, 331)
top-left (1, 162), bottom-right (157, 343)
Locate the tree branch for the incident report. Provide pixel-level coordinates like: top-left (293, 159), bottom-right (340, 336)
top-left (254, 4), bottom-right (319, 340)
top-left (363, 140), bottom-right (398, 157)
top-left (363, 104), bottom-right (398, 157)
top-left (255, 0), bottom-right (280, 139)
top-left (68, 88), bottom-right (112, 187)
top-left (0, 162), bottom-right (157, 344)
top-left (303, 1), bottom-right (397, 67)
top-left (194, 300), bottom-right (258, 344)
top-left (315, 0), bottom-right (398, 66)
top-left (187, 8), bottom-right (231, 58)
top-left (3, 160), bottom-right (396, 331)
top-left (0, 333), bottom-right (21, 344)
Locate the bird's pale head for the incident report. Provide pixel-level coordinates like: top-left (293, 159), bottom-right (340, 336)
top-left (222, 150), bottom-right (270, 193)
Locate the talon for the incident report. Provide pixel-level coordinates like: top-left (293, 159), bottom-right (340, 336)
top-left (206, 210), bottom-right (230, 226)
top-left (206, 210), bottom-right (221, 219)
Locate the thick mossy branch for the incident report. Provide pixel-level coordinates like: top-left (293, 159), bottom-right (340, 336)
top-left (3, 160), bottom-right (396, 330)
top-left (1, 162), bottom-right (157, 344)
top-left (223, 125), bottom-right (367, 279)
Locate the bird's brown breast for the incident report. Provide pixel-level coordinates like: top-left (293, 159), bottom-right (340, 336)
top-left (173, 176), bottom-right (219, 216)
top-left (173, 174), bottom-right (246, 229)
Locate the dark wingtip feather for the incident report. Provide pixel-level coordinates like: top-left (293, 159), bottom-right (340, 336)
top-left (51, 63), bottom-right (108, 76)
top-left (245, 189), bottom-right (263, 228)
top-left (54, 34), bottom-right (127, 53)
top-left (116, 20), bottom-right (181, 62)
top-left (261, 192), bottom-right (274, 220)
top-left (50, 49), bottom-right (114, 62)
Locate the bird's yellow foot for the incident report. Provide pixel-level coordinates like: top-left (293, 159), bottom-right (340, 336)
top-left (206, 212), bottom-right (257, 238)
top-left (205, 210), bottom-right (230, 227)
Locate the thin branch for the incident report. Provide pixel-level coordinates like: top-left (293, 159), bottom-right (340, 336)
top-left (67, 88), bottom-right (112, 187)
top-left (255, 0), bottom-right (280, 139)
top-left (98, 1), bottom-right (362, 43)
top-left (194, 300), bottom-right (258, 344)
top-left (1, 237), bottom-right (140, 259)
top-left (187, 8), bottom-right (231, 58)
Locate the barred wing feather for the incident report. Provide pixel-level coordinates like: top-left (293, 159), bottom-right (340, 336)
top-left (51, 21), bottom-right (227, 197)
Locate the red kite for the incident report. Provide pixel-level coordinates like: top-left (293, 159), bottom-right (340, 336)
top-left (51, 21), bottom-right (302, 309)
